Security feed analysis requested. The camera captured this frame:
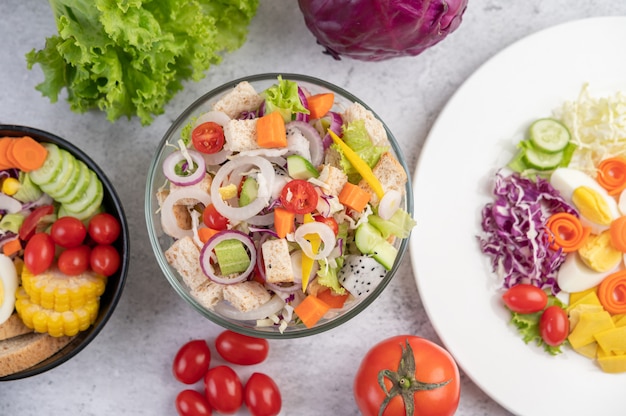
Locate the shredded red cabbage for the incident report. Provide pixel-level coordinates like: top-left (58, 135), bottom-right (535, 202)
top-left (478, 172), bottom-right (578, 294)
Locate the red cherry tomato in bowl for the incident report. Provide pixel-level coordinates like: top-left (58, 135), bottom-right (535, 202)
top-left (354, 335), bottom-right (460, 416)
top-left (50, 216), bottom-right (87, 248)
top-left (215, 330), bottom-right (269, 365)
top-left (58, 245), bottom-right (91, 276)
top-left (175, 389), bottom-right (212, 416)
top-left (502, 284), bottom-right (548, 314)
top-left (24, 232), bottom-right (55, 274)
top-left (314, 215), bottom-right (338, 236)
top-left (202, 204), bottom-right (229, 231)
top-left (89, 245), bottom-right (121, 276)
top-left (204, 365), bottom-right (243, 414)
top-left (244, 373), bottom-right (282, 416)
top-left (18, 204), bottom-right (54, 241)
top-left (173, 340), bottom-right (211, 385)
top-left (540, 305), bottom-right (569, 347)
top-left (88, 213), bottom-right (121, 245)
top-left (279, 180), bottom-right (318, 214)
top-left (192, 122), bottom-right (225, 154)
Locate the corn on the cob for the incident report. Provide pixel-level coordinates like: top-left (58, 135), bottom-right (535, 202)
top-left (15, 287), bottom-right (99, 337)
top-left (21, 266), bottom-right (106, 312)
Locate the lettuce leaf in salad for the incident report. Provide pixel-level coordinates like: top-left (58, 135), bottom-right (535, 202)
top-left (332, 119), bottom-right (387, 183)
top-left (368, 209), bottom-right (416, 239)
top-left (317, 256), bottom-right (346, 295)
top-left (509, 296), bottom-right (568, 355)
top-left (262, 76), bottom-right (309, 122)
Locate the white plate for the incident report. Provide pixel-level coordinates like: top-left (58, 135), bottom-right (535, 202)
top-left (410, 17), bottom-right (626, 416)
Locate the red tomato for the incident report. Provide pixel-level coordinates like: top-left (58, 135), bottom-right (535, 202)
top-left (204, 365), bottom-right (243, 414)
top-left (314, 215), bottom-right (339, 236)
top-left (354, 335), bottom-right (460, 416)
top-left (202, 204), bottom-right (229, 231)
top-left (244, 373), bottom-right (281, 416)
top-left (88, 213), bottom-right (121, 245)
top-left (502, 284), bottom-right (548, 314)
top-left (192, 122), bottom-right (225, 154)
top-left (173, 340), bottom-right (211, 385)
top-left (24, 232), bottom-right (55, 275)
top-left (279, 180), bottom-right (318, 214)
top-left (19, 205), bottom-right (54, 241)
top-left (51, 216), bottom-right (87, 248)
top-left (175, 389), bottom-right (212, 416)
top-left (58, 245), bottom-right (91, 276)
top-left (539, 305), bottom-right (569, 347)
top-left (215, 330), bottom-right (269, 365)
top-left (89, 244), bottom-right (121, 276)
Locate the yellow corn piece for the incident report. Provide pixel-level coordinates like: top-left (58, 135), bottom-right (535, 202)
top-left (15, 287), bottom-right (99, 337)
top-left (1, 177), bottom-right (20, 196)
top-left (21, 267), bottom-right (106, 312)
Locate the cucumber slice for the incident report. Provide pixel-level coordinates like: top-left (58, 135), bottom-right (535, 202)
top-left (214, 239), bottom-right (251, 275)
top-left (29, 143), bottom-right (63, 186)
top-left (529, 118), bottom-right (570, 153)
top-left (55, 161), bottom-right (91, 204)
top-left (63, 170), bottom-right (103, 214)
top-left (371, 239), bottom-right (398, 271)
top-left (354, 223), bottom-right (385, 254)
top-left (287, 154), bottom-right (319, 179)
top-left (39, 150), bottom-right (77, 198)
top-left (524, 147), bottom-right (563, 170)
top-left (54, 157), bottom-right (84, 201)
top-left (239, 177), bottom-right (258, 207)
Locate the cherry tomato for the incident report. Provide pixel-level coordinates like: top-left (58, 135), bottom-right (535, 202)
top-left (502, 284), bottom-right (548, 314)
top-left (354, 335), bottom-right (460, 416)
top-left (279, 180), bottom-right (318, 214)
top-left (18, 205), bottom-right (54, 241)
top-left (173, 340), bottom-right (211, 385)
top-left (88, 213), bottom-right (121, 245)
top-left (314, 215), bottom-right (339, 236)
top-left (50, 216), bottom-right (87, 248)
top-left (244, 373), bottom-right (282, 416)
top-left (89, 244), bottom-right (121, 276)
top-left (175, 389), bottom-right (212, 416)
top-left (192, 122), bottom-right (225, 154)
top-left (539, 305), bottom-right (569, 347)
top-left (58, 245), bottom-right (91, 276)
top-left (204, 365), bottom-right (243, 414)
top-left (215, 330), bottom-right (269, 365)
top-left (23, 232), bottom-right (55, 275)
top-left (202, 204), bottom-right (229, 231)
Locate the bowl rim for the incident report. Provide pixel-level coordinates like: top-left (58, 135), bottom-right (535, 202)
top-left (0, 124), bottom-right (130, 381)
top-left (145, 73), bottom-right (413, 339)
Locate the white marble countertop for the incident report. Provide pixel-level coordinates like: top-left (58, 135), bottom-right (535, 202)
top-left (2, 1), bottom-right (625, 415)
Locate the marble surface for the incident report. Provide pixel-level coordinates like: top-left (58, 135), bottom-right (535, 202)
top-left (1, 1), bottom-right (625, 415)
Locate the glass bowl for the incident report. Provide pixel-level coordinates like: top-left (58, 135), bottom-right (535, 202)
top-left (145, 73), bottom-right (413, 339)
top-left (0, 125), bottom-right (129, 380)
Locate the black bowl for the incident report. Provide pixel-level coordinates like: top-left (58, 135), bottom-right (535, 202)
top-left (0, 125), bottom-right (130, 380)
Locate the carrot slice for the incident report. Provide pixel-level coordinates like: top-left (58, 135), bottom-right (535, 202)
top-left (294, 295), bottom-right (330, 328)
top-left (198, 227), bottom-right (220, 244)
top-left (256, 111), bottom-right (287, 148)
top-left (546, 212), bottom-right (591, 252)
top-left (316, 288), bottom-right (349, 309)
top-left (2, 238), bottom-right (22, 256)
top-left (598, 270), bottom-right (626, 314)
top-left (610, 216), bottom-right (626, 253)
top-left (0, 138), bottom-right (14, 170)
top-left (307, 93), bottom-right (334, 119)
top-left (11, 136), bottom-right (48, 172)
top-left (597, 157), bottom-right (626, 195)
top-left (274, 207), bottom-right (295, 239)
top-left (338, 182), bottom-right (371, 212)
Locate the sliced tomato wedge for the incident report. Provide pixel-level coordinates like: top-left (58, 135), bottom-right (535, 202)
top-left (279, 180), bottom-right (318, 214)
top-left (19, 204), bottom-right (55, 241)
top-left (192, 122), bottom-right (225, 154)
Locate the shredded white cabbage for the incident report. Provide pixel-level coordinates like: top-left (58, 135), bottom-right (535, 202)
top-left (555, 83), bottom-right (626, 174)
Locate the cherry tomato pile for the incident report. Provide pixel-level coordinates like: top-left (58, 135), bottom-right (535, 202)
top-left (22, 210), bottom-right (122, 277)
top-left (173, 330), bottom-right (281, 416)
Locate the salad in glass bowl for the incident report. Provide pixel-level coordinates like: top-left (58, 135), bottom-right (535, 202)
top-left (145, 73), bottom-right (414, 338)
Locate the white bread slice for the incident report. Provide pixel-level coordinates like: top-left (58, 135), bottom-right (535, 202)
top-left (358, 151), bottom-right (407, 205)
top-left (212, 81), bottom-right (264, 119)
top-left (190, 280), bottom-right (224, 309)
top-left (0, 332), bottom-right (75, 377)
top-left (164, 236), bottom-right (207, 291)
top-left (223, 281), bottom-right (271, 312)
top-left (224, 118), bottom-right (260, 153)
top-left (261, 238), bottom-right (293, 284)
top-left (0, 313), bottom-right (33, 341)
top-left (341, 102), bottom-right (389, 147)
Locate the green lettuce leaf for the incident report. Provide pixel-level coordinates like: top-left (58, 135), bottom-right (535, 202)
top-left (510, 295), bottom-right (568, 356)
top-left (368, 209), bottom-right (416, 239)
top-left (331, 119), bottom-right (387, 183)
top-left (26, 0), bottom-right (259, 125)
top-left (261, 76), bottom-right (309, 122)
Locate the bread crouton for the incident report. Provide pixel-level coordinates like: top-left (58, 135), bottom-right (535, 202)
top-left (190, 280), bottom-right (224, 309)
top-left (358, 152), bottom-right (407, 205)
top-left (0, 313), bottom-right (32, 341)
top-left (223, 281), bottom-right (272, 312)
top-left (323, 145), bottom-right (343, 169)
top-left (156, 190), bottom-right (192, 231)
top-left (317, 164), bottom-right (348, 196)
top-left (261, 238), bottom-right (293, 284)
top-left (212, 81), bottom-right (264, 119)
top-left (164, 236), bottom-right (207, 291)
top-left (341, 102), bottom-right (389, 148)
top-left (224, 118), bottom-right (260, 153)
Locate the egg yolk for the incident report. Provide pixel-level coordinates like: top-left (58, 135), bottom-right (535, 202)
top-left (579, 230), bottom-right (622, 272)
top-left (572, 186), bottom-right (613, 225)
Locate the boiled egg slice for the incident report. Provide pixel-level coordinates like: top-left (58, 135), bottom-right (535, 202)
top-left (557, 251), bottom-right (619, 293)
top-left (0, 253), bottom-right (18, 324)
top-left (550, 168), bottom-right (620, 234)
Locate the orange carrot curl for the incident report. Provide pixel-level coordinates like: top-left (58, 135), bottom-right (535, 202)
top-left (596, 157), bottom-right (626, 195)
top-left (546, 212), bottom-right (591, 252)
top-left (610, 216), bottom-right (626, 253)
top-left (598, 270), bottom-right (626, 314)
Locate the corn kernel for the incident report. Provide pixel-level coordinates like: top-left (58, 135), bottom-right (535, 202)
top-left (1, 178), bottom-right (20, 196)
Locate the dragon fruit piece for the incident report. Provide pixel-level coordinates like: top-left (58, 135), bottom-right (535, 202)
top-left (338, 254), bottom-right (387, 298)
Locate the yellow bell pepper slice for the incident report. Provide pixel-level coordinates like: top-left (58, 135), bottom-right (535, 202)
top-left (300, 214), bottom-right (319, 292)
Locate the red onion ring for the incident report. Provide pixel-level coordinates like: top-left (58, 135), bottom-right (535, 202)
top-left (285, 121), bottom-right (324, 166)
top-left (200, 230), bottom-right (257, 284)
top-left (321, 111), bottom-right (343, 149)
top-left (162, 150), bottom-right (206, 186)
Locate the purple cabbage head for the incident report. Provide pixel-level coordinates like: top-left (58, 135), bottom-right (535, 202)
top-left (297, 0), bottom-right (469, 61)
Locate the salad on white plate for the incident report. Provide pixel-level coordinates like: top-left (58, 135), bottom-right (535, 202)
top-left (153, 76), bottom-right (415, 332)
